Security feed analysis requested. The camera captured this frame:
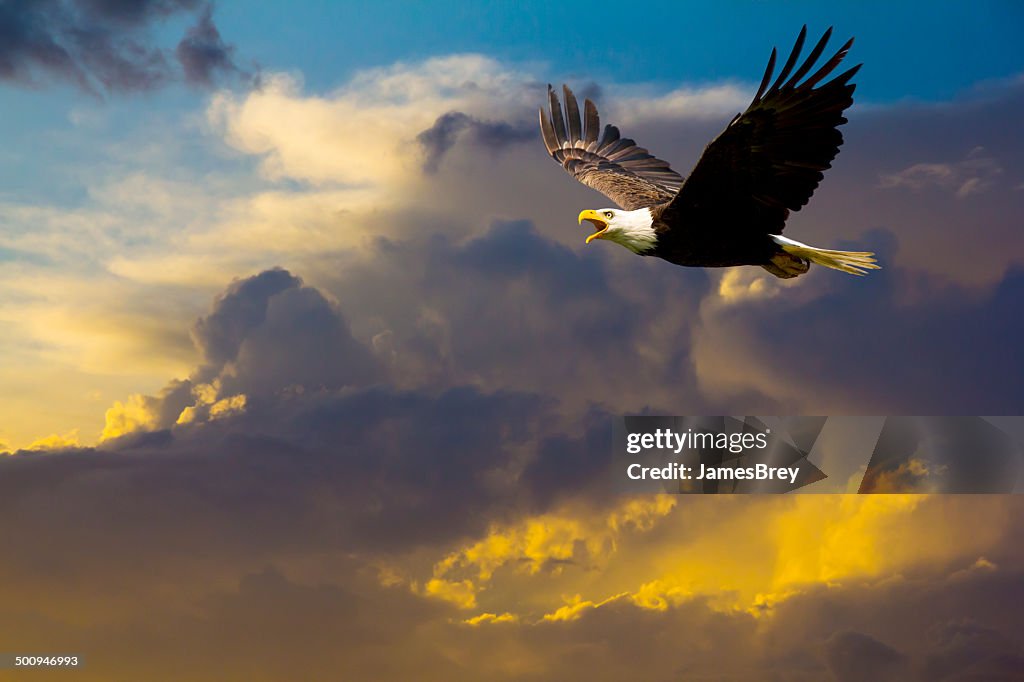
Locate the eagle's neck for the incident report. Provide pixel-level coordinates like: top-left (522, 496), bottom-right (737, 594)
top-left (609, 208), bottom-right (657, 254)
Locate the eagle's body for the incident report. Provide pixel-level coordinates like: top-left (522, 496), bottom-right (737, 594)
top-left (650, 205), bottom-right (779, 267)
top-left (540, 26), bottom-right (879, 278)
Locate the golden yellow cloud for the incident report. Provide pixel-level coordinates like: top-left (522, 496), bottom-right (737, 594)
top-left (463, 611), bottom-right (519, 626)
top-left (101, 394), bottom-right (161, 441)
top-left (26, 429), bottom-right (80, 450)
top-left (421, 496), bottom-right (677, 609)
top-left (423, 577), bottom-right (477, 609)
top-left (541, 592), bottom-right (630, 622)
top-left (418, 494), bottom-right (1008, 625)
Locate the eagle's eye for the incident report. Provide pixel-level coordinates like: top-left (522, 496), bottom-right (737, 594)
top-left (604, 211), bottom-right (614, 219)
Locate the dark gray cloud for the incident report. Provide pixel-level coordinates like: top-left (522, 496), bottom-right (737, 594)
top-left (192, 267), bottom-right (301, 371)
top-left (923, 620), bottom-right (1024, 681)
top-left (314, 218), bottom-right (717, 416)
top-left (826, 631), bottom-right (908, 682)
top-left (698, 252), bottom-right (1024, 413)
top-left (0, 0), bottom-right (247, 92)
top-left (188, 267), bottom-right (382, 399)
top-left (785, 77), bottom-right (1024, 286)
top-left (417, 111), bottom-right (535, 173)
top-left (104, 268), bottom-right (388, 433)
top-left (3, 385), bottom-right (559, 558)
top-left (175, 3), bottom-right (250, 87)
top-left (51, 268), bottom-right (606, 552)
top-left (768, 565), bottom-right (1024, 682)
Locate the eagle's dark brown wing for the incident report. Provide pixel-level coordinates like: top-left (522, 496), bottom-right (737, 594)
top-left (540, 85), bottom-right (684, 211)
top-left (662, 26), bottom-right (860, 235)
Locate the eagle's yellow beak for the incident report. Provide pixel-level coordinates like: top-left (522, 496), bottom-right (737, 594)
top-left (578, 210), bottom-right (608, 244)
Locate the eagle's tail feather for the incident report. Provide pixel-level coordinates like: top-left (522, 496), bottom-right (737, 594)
top-left (771, 234), bottom-right (880, 277)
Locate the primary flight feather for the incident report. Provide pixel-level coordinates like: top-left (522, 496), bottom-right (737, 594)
top-left (539, 26), bottom-right (879, 278)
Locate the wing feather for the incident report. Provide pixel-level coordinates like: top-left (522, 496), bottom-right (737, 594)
top-left (563, 86), bottom-right (583, 145)
top-left (538, 85), bottom-right (683, 210)
top-left (548, 88), bottom-right (567, 143)
top-left (750, 47), bottom-right (777, 106)
top-left (769, 25), bottom-right (807, 92)
top-left (663, 27), bottom-right (860, 236)
top-left (783, 27), bottom-right (831, 89)
top-left (539, 107), bottom-right (558, 155)
top-left (583, 99), bottom-right (600, 147)
top-left (804, 38), bottom-right (855, 89)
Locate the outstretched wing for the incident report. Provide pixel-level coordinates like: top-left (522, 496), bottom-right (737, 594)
top-left (663, 26), bottom-right (860, 235)
top-left (539, 85), bottom-right (684, 211)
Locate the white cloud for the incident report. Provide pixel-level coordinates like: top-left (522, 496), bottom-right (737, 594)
top-left (878, 146), bottom-right (1003, 199)
top-left (206, 57), bottom-right (537, 187)
top-left (608, 83), bottom-right (747, 125)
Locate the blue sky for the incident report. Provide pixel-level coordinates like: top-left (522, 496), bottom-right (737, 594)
top-left (3, 2), bottom-right (1022, 117)
top-left (3, 1), bottom-right (1020, 211)
top-left (212, 0), bottom-right (1024, 101)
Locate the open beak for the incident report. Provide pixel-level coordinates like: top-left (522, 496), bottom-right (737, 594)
top-left (578, 210), bottom-right (609, 244)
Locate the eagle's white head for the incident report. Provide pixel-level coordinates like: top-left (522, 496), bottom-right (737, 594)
top-left (578, 208), bottom-right (657, 254)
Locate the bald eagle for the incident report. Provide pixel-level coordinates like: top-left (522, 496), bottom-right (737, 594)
top-left (540, 26), bottom-right (878, 278)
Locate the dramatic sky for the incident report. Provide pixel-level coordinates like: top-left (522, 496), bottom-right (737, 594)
top-left (1, 2), bottom-right (1022, 680)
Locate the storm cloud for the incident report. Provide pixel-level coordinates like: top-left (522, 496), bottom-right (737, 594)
top-left (417, 110), bottom-right (535, 173)
top-left (175, 3), bottom-right (249, 87)
top-left (0, 0), bottom-right (248, 92)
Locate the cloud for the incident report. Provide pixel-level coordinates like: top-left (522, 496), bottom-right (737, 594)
top-left (825, 631), bottom-right (909, 682)
top-left (313, 219), bottom-right (712, 417)
top-left (422, 496), bottom-right (676, 609)
top-left (608, 82), bottom-right (747, 125)
top-left (24, 429), bottom-right (81, 450)
top-left (175, 3), bottom-right (250, 87)
top-left (0, 0), bottom-right (247, 93)
top-left (5, 504), bottom-right (1017, 681)
top-left (101, 379), bottom-right (194, 440)
top-left (206, 56), bottom-right (542, 188)
top-left (922, 619), bottom-right (1024, 680)
top-left (416, 111), bottom-right (535, 173)
top-left (879, 146), bottom-right (1003, 199)
top-left (802, 86), bottom-right (1024, 287)
top-left (100, 268), bottom-right (385, 438)
top-left (4, 264), bottom-right (1024, 680)
top-left (692, 254), bottom-right (1024, 413)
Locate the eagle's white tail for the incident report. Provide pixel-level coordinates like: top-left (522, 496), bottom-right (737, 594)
top-left (771, 234), bottom-right (880, 276)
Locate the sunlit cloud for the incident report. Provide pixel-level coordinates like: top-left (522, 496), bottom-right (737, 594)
top-left (418, 495), bottom-right (1011, 630)
top-left (420, 496), bottom-right (677, 609)
top-left (25, 429), bottom-right (81, 451)
top-left (206, 56), bottom-right (536, 188)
